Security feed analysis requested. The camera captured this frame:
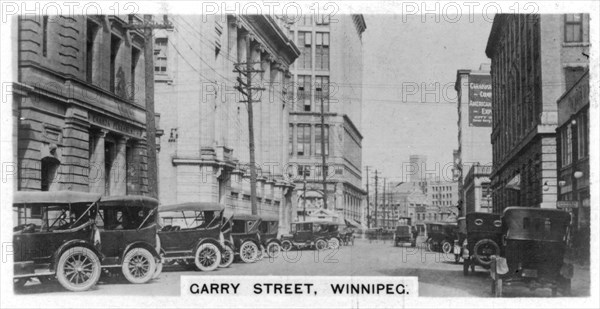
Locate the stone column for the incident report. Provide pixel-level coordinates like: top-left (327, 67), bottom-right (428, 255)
top-left (110, 136), bottom-right (129, 196)
top-left (89, 130), bottom-right (108, 194)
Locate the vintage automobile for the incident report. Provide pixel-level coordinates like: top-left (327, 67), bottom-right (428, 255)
top-left (258, 215), bottom-right (282, 257)
top-left (394, 217), bottom-right (417, 247)
top-left (230, 213), bottom-right (263, 263)
top-left (96, 195), bottom-right (161, 284)
top-left (281, 220), bottom-right (340, 251)
top-left (462, 212), bottom-right (502, 275)
top-left (425, 222), bottom-right (457, 253)
top-left (218, 215), bottom-right (235, 268)
top-left (490, 207), bottom-right (573, 297)
top-left (13, 191), bottom-right (103, 292)
top-left (453, 217), bottom-right (467, 263)
top-left (157, 202), bottom-right (225, 271)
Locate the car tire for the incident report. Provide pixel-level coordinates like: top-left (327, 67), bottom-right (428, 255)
top-left (473, 239), bottom-right (500, 266)
top-left (219, 245), bottom-right (235, 268)
top-left (239, 241), bottom-right (259, 263)
top-left (122, 248), bottom-right (156, 284)
top-left (315, 239), bottom-right (328, 251)
top-left (266, 242), bottom-right (281, 257)
top-left (328, 238), bottom-right (340, 249)
top-left (281, 240), bottom-right (293, 252)
top-left (195, 243), bottom-right (221, 271)
top-left (56, 246), bottom-right (101, 292)
top-left (441, 241), bottom-right (452, 254)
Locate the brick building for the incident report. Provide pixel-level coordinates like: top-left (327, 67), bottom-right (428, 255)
top-left (485, 14), bottom-right (589, 212)
top-left (13, 15), bottom-right (157, 196)
top-left (288, 15), bottom-right (367, 223)
top-left (153, 15), bottom-right (299, 230)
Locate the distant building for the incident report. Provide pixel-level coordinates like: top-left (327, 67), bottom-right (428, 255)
top-left (556, 70), bottom-right (589, 260)
top-left (463, 164), bottom-right (493, 214)
top-left (288, 15), bottom-right (367, 223)
top-left (408, 155), bottom-right (427, 183)
top-left (454, 65), bottom-right (493, 216)
top-left (153, 15), bottom-right (299, 231)
top-left (14, 15), bottom-right (157, 196)
top-left (485, 14), bottom-right (589, 212)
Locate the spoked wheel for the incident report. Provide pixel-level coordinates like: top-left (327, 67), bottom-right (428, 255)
top-left (315, 239), bottom-right (328, 251)
top-left (266, 242), bottom-right (281, 257)
top-left (122, 248), bottom-right (156, 284)
top-left (219, 245), bottom-right (235, 268)
top-left (441, 241), bottom-right (452, 254)
top-left (281, 240), bottom-right (293, 252)
top-left (328, 238), bottom-right (340, 249)
top-left (56, 246), bottom-right (101, 292)
top-left (195, 243), bottom-right (221, 271)
top-left (239, 241), bottom-right (259, 263)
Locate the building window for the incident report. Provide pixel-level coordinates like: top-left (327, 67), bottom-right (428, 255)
top-left (154, 38), bottom-right (168, 73)
top-left (316, 14), bottom-right (330, 25)
top-left (315, 76), bottom-right (329, 112)
top-left (105, 140), bottom-right (116, 195)
top-left (315, 32), bottom-right (330, 71)
top-left (288, 124), bottom-right (294, 155)
top-left (561, 124), bottom-right (573, 167)
top-left (315, 124), bottom-right (329, 156)
top-left (578, 112), bottom-right (588, 159)
top-left (297, 32), bottom-right (312, 70)
top-left (41, 157), bottom-right (59, 191)
top-left (564, 67), bottom-right (585, 90)
top-left (299, 15), bottom-right (313, 26)
top-left (86, 20), bottom-right (99, 83)
top-left (297, 75), bottom-right (311, 111)
top-left (110, 35), bottom-right (122, 93)
top-left (42, 16), bottom-right (49, 57)
top-left (298, 165), bottom-right (310, 177)
top-left (296, 124), bottom-right (311, 156)
top-left (564, 14), bottom-right (583, 42)
top-left (131, 47), bottom-right (141, 100)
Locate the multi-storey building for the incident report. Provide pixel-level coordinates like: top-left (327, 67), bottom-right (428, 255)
top-left (153, 15), bottom-right (299, 231)
top-left (288, 15), bottom-right (367, 222)
top-left (485, 14), bottom-right (589, 212)
top-left (556, 70), bottom-right (589, 261)
top-left (454, 65), bottom-right (493, 215)
top-left (463, 164), bottom-right (493, 214)
top-left (14, 15), bottom-right (158, 196)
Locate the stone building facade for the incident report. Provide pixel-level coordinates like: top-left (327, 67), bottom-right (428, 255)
top-left (14, 15), bottom-right (157, 196)
top-left (153, 15), bottom-right (299, 230)
top-left (485, 14), bottom-right (589, 212)
top-left (288, 15), bottom-right (367, 223)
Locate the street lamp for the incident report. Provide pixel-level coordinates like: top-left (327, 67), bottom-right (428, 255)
top-left (542, 181), bottom-right (550, 192)
top-left (574, 171), bottom-right (584, 179)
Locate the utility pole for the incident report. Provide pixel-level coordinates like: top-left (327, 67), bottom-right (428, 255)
top-left (234, 38), bottom-right (265, 215)
top-left (383, 177), bottom-right (386, 228)
top-left (303, 166), bottom-right (308, 221)
top-left (316, 87), bottom-right (328, 210)
top-left (365, 166), bottom-right (370, 228)
top-left (125, 15), bottom-right (173, 198)
top-left (374, 170), bottom-right (378, 228)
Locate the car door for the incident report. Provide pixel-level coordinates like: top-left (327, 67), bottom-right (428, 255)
top-left (295, 223), bottom-right (312, 242)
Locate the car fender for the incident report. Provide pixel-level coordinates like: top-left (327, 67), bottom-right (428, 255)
top-left (53, 239), bottom-right (104, 271)
top-left (195, 238), bottom-right (223, 253)
top-left (122, 241), bottom-right (160, 261)
top-left (267, 239), bottom-right (282, 246)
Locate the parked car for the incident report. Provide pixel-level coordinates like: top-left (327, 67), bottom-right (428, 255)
top-left (157, 202), bottom-right (225, 271)
top-left (281, 220), bottom-right (340, 251)
top-left (230, 213), bottom-right (263, 263)
top-left (490, 207), bottom-right (573, 297)
top-left (96, 195), bottom-right (161, 284)
top-left (462, 212), bottom-right (502, 275)
top-left (13, 191), bottom-right (103, 292)
top-left (394, 217), bottom-right (417, 247)
top-left (218, 215), bottom-right (235, 268)
top-left (425, 222), bottom-right (457, 253)
top-left (258, 215), bottom-right (282, 257)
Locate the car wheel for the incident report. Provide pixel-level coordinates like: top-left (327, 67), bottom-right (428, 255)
top-left (239, 241), bottom-right (259, 263)
top-left (266, 242), bottom-right (281, 257)
top-left (219, 245), bottom-right (235, 268)
top-left (122, 248), bottom-right (156, 284)
top-left (463, 258), bottom-right (469, 276)
top-left (473, 239), bottom-right (500, 266)
top-left (441, 241), bottom-right (452, 254)
top-left (328, 238), bottom-right (340, 249)
top-left (195, 243), bottom-right (221, 271)
top-left (281, 240), bottom-right (293, 252)
top-left (315, 239), bottom-right (328, 251)
top-left (56, 246), bottom-right (101, 292)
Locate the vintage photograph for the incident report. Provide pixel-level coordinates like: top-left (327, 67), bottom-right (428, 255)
top-left (1, 1), bottom-right (596, 305)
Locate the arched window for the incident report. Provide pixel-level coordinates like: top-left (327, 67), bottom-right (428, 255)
top-left (41, 157), bottom-right (60, 191)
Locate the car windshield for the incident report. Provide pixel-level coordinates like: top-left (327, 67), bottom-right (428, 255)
top-left (96, 206), bottom-right (155, 230)
top-left (159, 210), bottom-right (220, 230)
top-left (14, 204), bottom-right (92, 232)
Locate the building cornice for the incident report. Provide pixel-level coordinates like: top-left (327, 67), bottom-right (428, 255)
top-left (237, 15), bottom-right (300, 66)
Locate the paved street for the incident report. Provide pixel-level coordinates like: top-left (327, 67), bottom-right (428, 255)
top-left (15, 239), bottom-right (590, 297)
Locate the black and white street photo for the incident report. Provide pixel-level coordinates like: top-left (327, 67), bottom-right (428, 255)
top-left (1, 1), bottom-right (597, 307)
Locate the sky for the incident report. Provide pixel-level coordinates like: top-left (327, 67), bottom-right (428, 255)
top-left (361, 14), bottom-right (494, 182)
